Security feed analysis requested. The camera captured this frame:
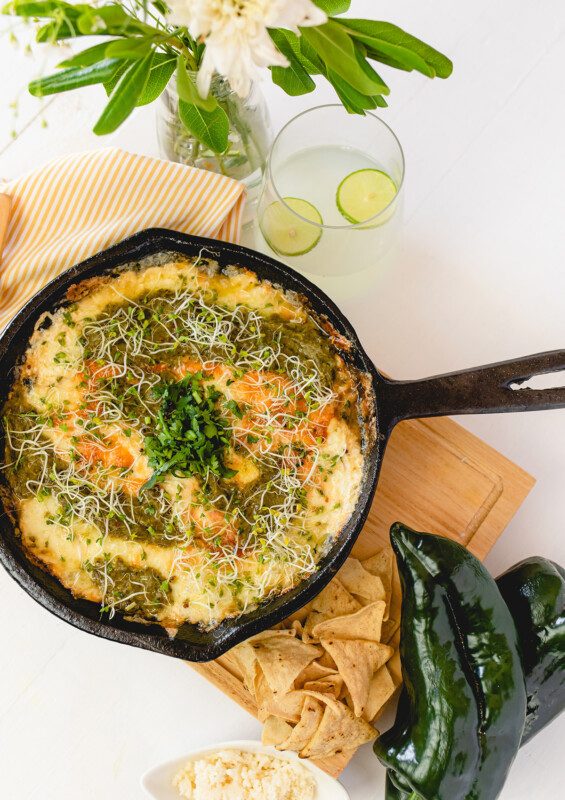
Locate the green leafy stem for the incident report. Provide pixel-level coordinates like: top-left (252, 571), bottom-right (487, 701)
top-left (142, 373), bottom-right (236, 492)
top-left (3, 0), bottom-right (452, 153)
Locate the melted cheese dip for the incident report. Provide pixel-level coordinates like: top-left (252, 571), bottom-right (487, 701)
top-left (2, 254), bottom-right (365, 629)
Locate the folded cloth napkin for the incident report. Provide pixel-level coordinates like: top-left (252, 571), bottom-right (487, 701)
top-left (0, 147), bottom-right (246, 330)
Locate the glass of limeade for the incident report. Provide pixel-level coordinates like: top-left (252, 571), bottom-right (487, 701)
top-left (252, 105), bottom-right (405, 278)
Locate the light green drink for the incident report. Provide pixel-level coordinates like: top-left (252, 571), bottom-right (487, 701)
top-left (253, 107), bottom-right (404, 278)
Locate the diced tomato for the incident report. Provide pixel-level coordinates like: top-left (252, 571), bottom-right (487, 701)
top-left (191, 505), bottom-right (237, 547)
top-left (77, 438), bottom-right (135, 469)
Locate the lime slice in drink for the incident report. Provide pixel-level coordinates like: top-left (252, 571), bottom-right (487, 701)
top-left (260, 197), bottom-right (322, 256)
top-left (336, 169), bottom-right (397, 225)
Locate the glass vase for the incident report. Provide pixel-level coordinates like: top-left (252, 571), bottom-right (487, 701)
top-left (157, 75), bottom-right (273, 224)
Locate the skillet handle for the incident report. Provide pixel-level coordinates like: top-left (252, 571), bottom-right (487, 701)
top-left (376, 350), bottom-right (565, 431)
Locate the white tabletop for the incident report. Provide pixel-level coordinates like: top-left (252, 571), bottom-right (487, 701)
top-left (1, 2), bottom-right (564, 798)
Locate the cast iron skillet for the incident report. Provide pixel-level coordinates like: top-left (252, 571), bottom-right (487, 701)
top-left (1, 229), bottom-right (564, 662)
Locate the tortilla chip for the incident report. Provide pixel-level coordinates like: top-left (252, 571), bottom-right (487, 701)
top-left (254, 670), bottom-right (305, 723)
top-left (362, 548), bottom-right (393, 619)
top-left (364, 665), bottom-right (396, 722)
top-left (249, 628), bottom-right (297, 641)
top-left (337, 558), bottom-right (386, 604)
top-left (338, 680), bottom-right (350, 702)
top-left (300, 691), bottom-right (377, 758)
top-left (303, 674), bottom-right (343, 699)
top-left (278, 695), bottom-right (324, 752)
top-left (254, 670), bottom-right (272, 722)
top-left (311, 578), bottom-right (361, 617)
top-left (243, 553), bottom-right (403, 755)
top-left (387, 630), bottom-right (402, 686)
top-left (284, 602), bottom-right (313, 625)
top-left (262, 715), bottom-right (293, 747)
top-left (318, 650), bottom-right (338, 670)
top-left (321, 639), bottom-right (393, 717)
top-left (251, 635), bottom-right (322, 696)
top-left (311, 600), bottom-right (386, 642)
top-left (362, 548), bottom-right (393, 585)
top-left (302, 611), bottom-right (327, 643)
top-left (230, 643), bottom-right (259, 693)
top-left (381, 617), bottom-right (400, 644)
top-left (295, 661), bottom-right (336, 686)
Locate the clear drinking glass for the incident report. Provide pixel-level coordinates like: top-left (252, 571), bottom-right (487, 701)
top-left (252, 105), bottom-right (405, 277)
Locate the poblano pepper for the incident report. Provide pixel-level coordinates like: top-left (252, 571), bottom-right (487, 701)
top-left (375, 523), bottom-right (526, 800)
top-left (385, 771), bottom-right (410, 799)
top-left (496, 556), bottom-right (565, 743)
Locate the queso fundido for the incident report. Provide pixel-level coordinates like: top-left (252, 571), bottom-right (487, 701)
top-left (1, 254), bottom-right (367, 630)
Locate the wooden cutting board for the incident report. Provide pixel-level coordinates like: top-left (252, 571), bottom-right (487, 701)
top-left (189, 415), bottom-right (535, 776)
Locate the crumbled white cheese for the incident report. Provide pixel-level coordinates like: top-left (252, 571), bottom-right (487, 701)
top-left (173, 748), bottom-right (316, 800)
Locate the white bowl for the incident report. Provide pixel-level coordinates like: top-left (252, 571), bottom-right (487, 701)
top-left (141, 739), bottom-right (351, 800)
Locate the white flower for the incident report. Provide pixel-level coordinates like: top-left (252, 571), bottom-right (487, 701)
top-left (167, 0), bottom-right (327, 99)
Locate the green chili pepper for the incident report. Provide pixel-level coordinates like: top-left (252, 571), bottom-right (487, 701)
top-left (375, 523), bottom-right (526, 800)
top-left (385, 771), bottom-right (411, 799)
top-left (496, 556), bottom-right (565, 744)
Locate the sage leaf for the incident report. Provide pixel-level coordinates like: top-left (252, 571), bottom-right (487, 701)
top-left (136, 53), bottom-right (176, 106)
top-left (365, 40), bottom-right (435, 78)
top-left (269, 29), bottom-right (315, 96)
top-left (301, 21), bottom-right (389, 96)
top-left (105, 37), bottom-right (154, 59)
top-left (103, 60), bottom-right (130, 96)
top-left (299, 34), bottom-right (325, 74)
top-left (178, 99), bottom-right (229, 154)
top-left (76, 9), bottom-right (109, 35)
top-left (177, 55), bottom-right (217, 111)
top-left (270, 61), bottom-right (315, 96)
top-left (4, 0), bottom-right (79, 19)
top-left (327, 70), bottom-right (376, 113)
top-left (268, 27), bottom-right (321, 74)
top-left (58, 40), bottom-right (119, 68)
top-left (95, 4), bottom-right (154, 36)
top-left (28, 58), bottom-right (123, 97)
top-left (336, 19), bottom-right (453, 78)
top-left (94, 52), bottom-right (153, 135)
top-left (312, 0), bottom-right (350, 13)
top-left (36, 19), bottom-right (76, 41)
top-left (353, 43), bottom-right (389, 94)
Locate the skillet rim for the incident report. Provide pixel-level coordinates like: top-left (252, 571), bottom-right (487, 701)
top-left (0, 228), bottom-right (383, 661)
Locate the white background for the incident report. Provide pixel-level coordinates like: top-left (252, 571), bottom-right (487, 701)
top-left (1, 2), bottom-right (564, 798)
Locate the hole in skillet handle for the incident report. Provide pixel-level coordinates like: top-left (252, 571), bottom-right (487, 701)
top-left (0, 228), bottom-right (382, 663)
top-left (374, 350), bottom-right (565, 431)
top-left (509, 372), bottom-right (565, 391)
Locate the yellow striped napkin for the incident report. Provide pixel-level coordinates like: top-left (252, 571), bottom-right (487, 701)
top-left (0, 147), bottom-right (246, 330)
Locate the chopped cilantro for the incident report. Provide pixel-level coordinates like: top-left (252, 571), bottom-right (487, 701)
top-left (53, 351), bottom-right (68, 364)
top-left (142, 373), bottom-right (235, 491)
top-left (62, 309), bottom-right (75, 327)
top-left (225, 399), bottom-right (243, 419)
